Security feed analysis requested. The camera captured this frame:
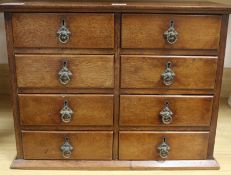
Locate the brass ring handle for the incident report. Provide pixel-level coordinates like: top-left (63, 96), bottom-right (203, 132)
top-left (164, 20), bottom-right (178, 44)
top-left (57, 19), bottom-right (71, 44)
top-left (60, 100), bottom-right (74, 123)
top-left (161, 62), bottom-right (175, 86)
top-left (159, 101), bottom-right (173, 125)
top-left (60, 137), bottom-right (73, 159)
top-left (58, 60), bottom-right (72, 85)
top-left (157, 137), bottom-right (170, 159)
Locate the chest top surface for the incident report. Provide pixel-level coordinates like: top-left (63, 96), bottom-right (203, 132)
top-left (0, 0), bottom-right (231, 13)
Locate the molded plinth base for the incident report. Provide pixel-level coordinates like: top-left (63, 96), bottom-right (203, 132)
top-left (11, 159), bottom-right (220, 170)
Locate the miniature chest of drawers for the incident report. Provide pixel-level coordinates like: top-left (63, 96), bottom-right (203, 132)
top-left (1, 0), bottom-right (231, 170)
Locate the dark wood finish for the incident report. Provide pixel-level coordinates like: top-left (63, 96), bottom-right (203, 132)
top-left (21, 125), bottom-right (210, 131)
top-left (120, 49), bottom-right (219, 56)
top-left (14, 48), bottom-right (115, 55)
top-left (112, 13), bottom-right (121, 160)
top-left (19, 94), bottom-right (114, 126)
top-left (119, 131), bottom-right (209, 160)
top-left (22, 131), bottom-right (113, 160)
top-left (120, 89), bottom-right (215, 95)
top-left (10, 159), bottom-right (220, 170)
top-left (121, 55), bottom-right (217, 89)
top-left (120, 95), bottom-right (213, 127)
top-left (12, 13), bottom-right (114, 49)
top-left (119, 126), bottom-right (210, 131)
top-left (17, 88), bottom-right (215, 95)
top-left (18, 88), bottom-right (114, 94)
top-left (15, 54), bottom-right (114, 88)
top-left (0, 0), bottom-right (231, 14)
top-left (12, 48), bottom-right (219, 56)
top-left (122, 14), bottom-right (221, 50)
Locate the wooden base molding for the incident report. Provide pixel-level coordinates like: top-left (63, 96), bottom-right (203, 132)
top-left (11, 159), bottom-right (220, 170)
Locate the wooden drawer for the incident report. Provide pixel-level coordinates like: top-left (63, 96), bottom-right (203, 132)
top-left (122, 14), bottom-right (221, 49)
top-left (119, 131), bottom-right (209, 160)
top-left (12, 13), bottom-right (114, 48)
top-left (120, 95), bottom-right (213, 126)
top-left (15, 54), bottom-right (114, 88)
top-left (121, 55), bottom-right (217, 89)
top-left (19, 94), bottom-right (114, 126)
top-left (22, 131), bottom-right (113, 160)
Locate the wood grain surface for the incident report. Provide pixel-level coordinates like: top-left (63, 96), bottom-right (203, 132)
top-left (0, 0), bottom-right (229, 169)
top-left (15, 54), bottom-right (114, 88)
top-left (1, 0), bottom-right (231, 14)
top-left (122, 14), bottom-right (221, 49)
top-left (119, 131), bottom-right (209, 160)
top-left (22, 131), bottom-right (113, 160)
top-left (4, 95), bottom-right (231, 172)
top-left (120, 95), bottom-right (214, 126)
top-left (12, 13), bottom-right (114, 48)
top-left (121, 55), bottom-right (218, 89)
top-left (19, 94), bottom-right (114, 126)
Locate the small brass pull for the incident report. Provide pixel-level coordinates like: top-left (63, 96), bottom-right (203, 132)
top-left (60, 100), bottom-right (73, 123)
top-left (157, 137), bottom-right (170, 159)
top-left (57, 19), bottom-right (71, 44)
top-left (60, 137), bottom-right (73, 159)
top-left (160, 101), bottom-right (173, 125)
top-left (58, 61), bottom-right (72, 85)
top-left (164, 20), bottom-right (178, 44)
top-left (161, 62), bottom-right (175, 86)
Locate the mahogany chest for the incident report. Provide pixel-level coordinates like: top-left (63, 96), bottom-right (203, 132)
top-left (0, 0), bottom-right (231, 170)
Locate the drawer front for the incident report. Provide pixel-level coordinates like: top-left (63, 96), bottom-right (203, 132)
top-left (121, 55), bottom-right (217, 89)
top-left (16, 55), bottom-right (114, 88)
top-left (19, 94), bottom-right (114, 126)
top-left (22, 131), bottom-right (113, 160)
top-left (122, 14), bottom-right (221, 49)
top-left (119, 131), bottom-right (209, 160)
top-left (12, 13), bottom-right (114, 48)
top-left (120, 95), bottom-right (213, 126)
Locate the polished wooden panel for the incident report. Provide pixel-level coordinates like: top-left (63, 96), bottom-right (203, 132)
top-left (121, 55), bottom-right (217, 89)
top-left (120, 95), bottom-right (213, 126)
top-left (19, 94), bottom-right (114, 126)
top-left (15, 54), bottom-right (114, 88)
top-left (22, 131), bottom-right (113, 160)
top-left (1, 0), bottom-right (231, 14)
top-left (12, 13), bottom-right (114, 48)
top-left (122, 14), bottom-right (221, 49)
top-left (119, 131), bottom-right (209, 160)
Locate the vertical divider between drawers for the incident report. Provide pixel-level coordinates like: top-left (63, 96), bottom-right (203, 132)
top-left (112, 12), bottom-right (121, 160)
